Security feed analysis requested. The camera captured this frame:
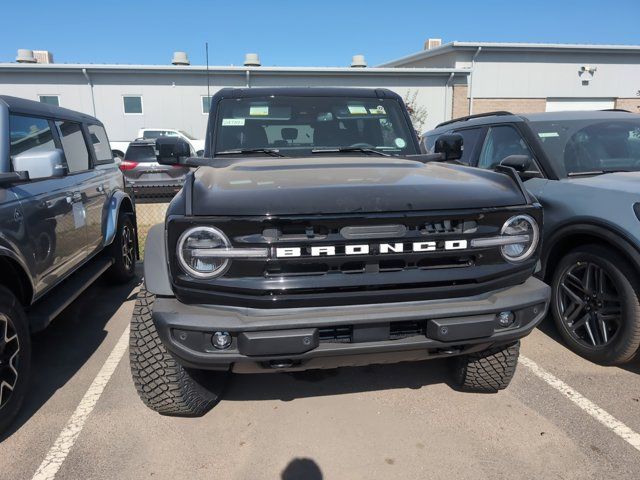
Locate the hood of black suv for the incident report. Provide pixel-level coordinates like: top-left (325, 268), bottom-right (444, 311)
top-left (190, 157), bottom-right (526, 216)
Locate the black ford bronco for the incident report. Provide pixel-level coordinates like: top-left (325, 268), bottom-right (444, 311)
top-left (130, 87), bottom-right (550, 416)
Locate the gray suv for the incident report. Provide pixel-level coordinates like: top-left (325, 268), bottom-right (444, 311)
top-left (0, 96), bottom-right (137, 431)
top-left (422, 110), bottom-right (640, 365)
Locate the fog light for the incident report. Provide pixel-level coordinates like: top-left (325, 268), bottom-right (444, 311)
top-left (497, 311), bottom-right (515, 327)
top-left (212, 331), bottom-right (232, 349)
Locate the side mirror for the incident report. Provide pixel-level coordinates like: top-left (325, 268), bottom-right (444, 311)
top-left (156, 137), bottom-right (191, 166)
top-left (500, 155), bottom-right (531, 172)
top-left (434, 133), bottom-right (463, 161)
top-left (12, 149), bottom-right (66, 180)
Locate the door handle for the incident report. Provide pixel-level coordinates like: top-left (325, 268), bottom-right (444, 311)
top-left (67, 191), bottom-right (82, 203)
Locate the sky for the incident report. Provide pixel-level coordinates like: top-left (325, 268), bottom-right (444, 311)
top-left (1, 0), bottom-right (639, 67)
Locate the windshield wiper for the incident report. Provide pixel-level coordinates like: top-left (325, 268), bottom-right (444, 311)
top-left (568, 169), bottom-right (630, 177)
top-left (311, 147), bottom-right (391, 157)
top-left (215, 148), bottom-right (284, 157)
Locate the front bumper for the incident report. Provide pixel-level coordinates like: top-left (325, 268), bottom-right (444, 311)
top-left (152, 277), bottom-right (550, 373)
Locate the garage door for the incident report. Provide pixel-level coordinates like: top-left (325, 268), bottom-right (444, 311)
top-left (545, 98), bottom-right (615, 112)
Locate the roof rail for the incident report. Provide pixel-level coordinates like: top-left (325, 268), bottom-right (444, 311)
top-left (600, 108), bottom-right (631, 113)
top-left (436, 111), bottom-right (515, 129)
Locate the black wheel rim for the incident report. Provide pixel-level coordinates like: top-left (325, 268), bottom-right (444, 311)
top-left (556, 261), bottom-right (623, 348)
top-left (0, 313), bottom-right (20, 410)
top-left (121, 223), bottom-right (135, 272)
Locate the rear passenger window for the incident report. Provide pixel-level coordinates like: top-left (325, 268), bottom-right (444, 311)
top-left (453, 128), bottom-right (482, 165)
top-left (56, 121), bottom-right (90, 173)
top-left (88, 124), bottom-right (113, 165)
top-left (9, 115), bottom-right (56, 159)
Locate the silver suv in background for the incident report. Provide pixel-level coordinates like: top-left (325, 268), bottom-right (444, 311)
top-left (120, 138), bottom-right (192, 199)
top-left (0, 96), bottom-right (137, 432)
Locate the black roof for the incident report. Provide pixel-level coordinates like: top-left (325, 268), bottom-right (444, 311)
top-left (213, 87), bottom-right (402, 101)
top-left (428, 109), bottom-right (639, 134)
top-left (0, 95), bottom-right (102, 125)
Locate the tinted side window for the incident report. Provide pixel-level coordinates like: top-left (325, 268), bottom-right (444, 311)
top-left (9, 115), bottom-right (57, 162)
top-left (478, 125), bottom-right (537, 170)
top-left (452, 128), bottom-right (482, 165)
top-left (88, 124), bottom-right (113, 165)
top-left (56, 121), bottom-right (90, 173)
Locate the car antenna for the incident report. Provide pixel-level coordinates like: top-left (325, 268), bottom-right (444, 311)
top-left (205, 42), bottom-right (211, 111)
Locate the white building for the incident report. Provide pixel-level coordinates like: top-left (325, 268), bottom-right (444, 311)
top-left (1, 42), bottom-right (639, 149)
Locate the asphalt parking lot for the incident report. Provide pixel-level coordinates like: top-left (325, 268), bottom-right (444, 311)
top-left (2, 269), bottom-right (640, 480)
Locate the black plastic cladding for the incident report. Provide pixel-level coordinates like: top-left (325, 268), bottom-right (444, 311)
top-left (166, 204), bottom-right (542, 308)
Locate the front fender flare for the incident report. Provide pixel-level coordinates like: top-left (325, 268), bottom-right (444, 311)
top-left (103, 190), bottom-right (135, 247)
top-left (143, 223), bottom-right (173, 296)
top-left (542, 221), bottom-right (640, 278)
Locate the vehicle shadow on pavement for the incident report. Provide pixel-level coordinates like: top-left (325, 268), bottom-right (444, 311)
top-left (224, 358), bottom-right (451, 403)
top-left (535, 314), bottom-right (640, 374)
top-left (0, 274), bottom-right (141, 442)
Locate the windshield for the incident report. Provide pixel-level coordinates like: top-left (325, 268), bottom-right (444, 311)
top-left (178, 130), bottom-right (197, 140)
top-left (213, 96), bottom-right (417, 156)
top-left (530, 118), bottom-right (640, 176)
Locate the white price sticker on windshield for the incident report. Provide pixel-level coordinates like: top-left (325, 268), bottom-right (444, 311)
top-left (348, 105), bottom-right (367, 115)
top-left (538, 132), bottom-right (559, 138)
top-left (250, 106), bottom-right (269, 116)
top-left (222, 118), bottom-right (245, 126)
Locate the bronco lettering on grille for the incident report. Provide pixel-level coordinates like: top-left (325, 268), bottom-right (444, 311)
top-left (276, 240), bottom-right (468, 258)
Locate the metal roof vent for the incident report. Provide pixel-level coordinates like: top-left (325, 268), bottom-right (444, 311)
top-left (244, 53), bottom-right (261, 66)
top-left (350, 54), bottom-right (367, 68)
top-left (424, 38), bottom-right (442, 50)
top-left (16, 49), bottom-right (37, 63)
top-left (171, 51), bottom-right (190, 65)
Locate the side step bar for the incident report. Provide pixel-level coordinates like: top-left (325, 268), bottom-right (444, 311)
top-left (29, 257), bottom-right (114, 332)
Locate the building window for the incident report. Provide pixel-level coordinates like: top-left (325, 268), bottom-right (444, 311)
top-left (39, 95), bottom-right (59, 106)
top-left (123, 96), bottom-right (143, 115)
top-left (202, 96), bottom-right (212, 114)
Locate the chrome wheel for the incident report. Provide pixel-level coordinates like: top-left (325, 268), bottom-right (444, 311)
top-left (556, 261), bottom-right (622, 348)
top-left (0, 313), bottom-right (19, 410)
top-left (121, 223), bottom-right (135, 272)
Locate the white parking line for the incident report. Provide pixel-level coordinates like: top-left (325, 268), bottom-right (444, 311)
top-left (520, 355), bottom-right (640, 452)
top-left (31, 326), bottom-right (130, 480)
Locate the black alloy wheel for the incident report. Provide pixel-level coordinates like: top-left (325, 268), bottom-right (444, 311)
top-left (0, 313), bottom-right (19, 412)
top-left (551, 245), bottom-right (640, 365)
top-left (556, 260), bottom-right (622, 348)
top-left (121, 222), bottom-right (135, 273)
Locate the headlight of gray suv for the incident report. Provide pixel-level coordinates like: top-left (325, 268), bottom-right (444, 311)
top-left (177, 226), bottom-right (268, 279)
top-left (634, 203), bottom-right (640, 222)
top-left (470, 214), bottom-right (539, 263)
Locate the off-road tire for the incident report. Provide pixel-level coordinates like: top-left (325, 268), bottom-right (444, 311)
top-left (453, 341), bottom-right (520, 393)
top-left (106, 214), bottom-right (136, 284)
top-left (129, 287), bottom-right (226, 416)
top-left (0, 286), bottom-right (31, 433)
top-left (550, 244), bottom-right (640, 365)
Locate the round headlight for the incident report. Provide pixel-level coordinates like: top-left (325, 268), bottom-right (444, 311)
top-left (177, 226), bottom-right (231, 278)
top-left (500, 215), bottom-right (539, 262)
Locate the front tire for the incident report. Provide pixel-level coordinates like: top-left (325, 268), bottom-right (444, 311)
top-left (129, 287), bottom-right (227, 416)
top-left (452, 342), bottom-right (520, 393)
top-left (0, 286), bottom-right (31, 433)
top-left (551, 244), bottom-right (640, 365)
top-left (106, 214), bottom-right (136, 284)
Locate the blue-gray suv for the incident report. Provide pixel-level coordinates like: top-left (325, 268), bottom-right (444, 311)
top-left (0, 96), bottom-right (137, 431)
top-left (422, 110), bottom-right (640, 365)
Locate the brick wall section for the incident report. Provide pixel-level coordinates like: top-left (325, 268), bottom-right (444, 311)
top-left (615, 98), bottom-right (640, 113)
top-left (451, 84), bottom-right (470, 119)
top-left (472, 98), bottom-right (547, 115)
